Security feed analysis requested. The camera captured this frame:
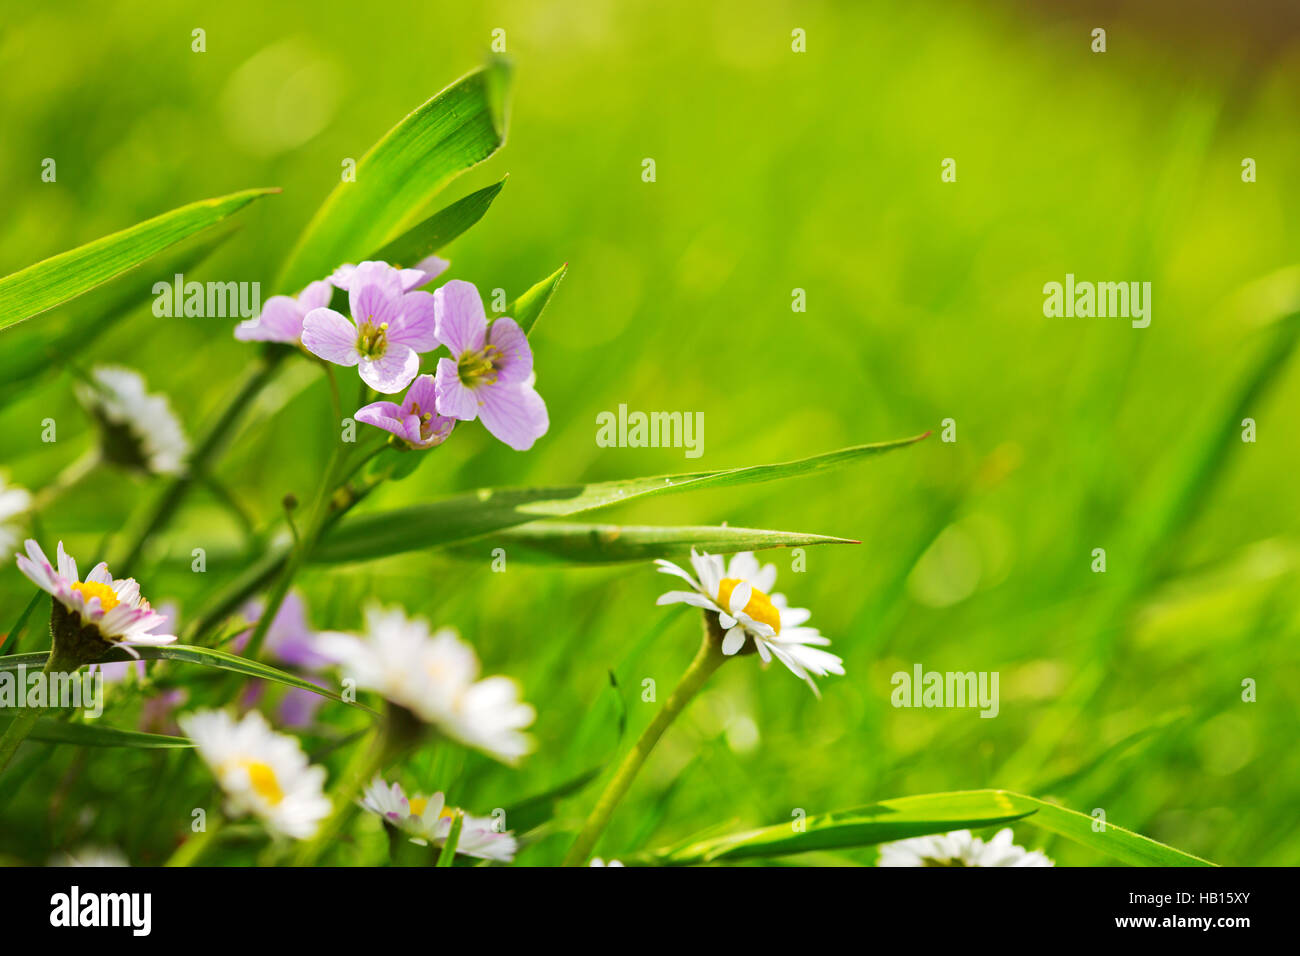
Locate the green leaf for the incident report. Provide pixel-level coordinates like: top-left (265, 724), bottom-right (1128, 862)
top-left (1005, 792), bottom-right (1215, 867)
top-left (5, 718), bottom-right (192, 749)
top-left (371, 179), bottom-right (507, 267)
top-left (632, 789), bottom-right (1216, 866)
top-left (0, 228), bottom-right (236, 405)
top-left (0, 591), bottom-right (43, 657)
top-left (436, 811), bottom-right (464, 866)
top-left (0, 646), bottom-right (374, 716)
top-left (442, 522), bottom-right (857, 565)
top-left (277, 60), bottom-right (511, 293)
top-left (0, 189), bottom-right (277, 331)
top-left (312, 433), bottom-right (928, 564)
top-left (509, 263), bottom-right (567, 336)
top-left (635, 790), bottom-right (1034, 865)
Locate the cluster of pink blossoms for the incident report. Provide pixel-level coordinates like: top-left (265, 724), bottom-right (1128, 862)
top-left (235, 257), bottom-right (548, 451)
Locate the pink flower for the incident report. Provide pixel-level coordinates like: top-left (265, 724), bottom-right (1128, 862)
top-left (329, 255), bottom-right (448, 294)
top-left (355, 374), bottom-right (455, 450)
top-left (432, 280), bottom-right (548, 451)
top-left (234, 281), bottom-right (333, 345)
top-left (301, 261), bottom-right (440, 393)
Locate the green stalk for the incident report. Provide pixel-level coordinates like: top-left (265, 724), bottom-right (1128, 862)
top-left (436, 810), bottom-right (464, 867)
top-left (243, 365), bottom-right (345, 660)
top-left (0, 646), bottom-right (78, 774)
top-left (562, 625), bottom-right (727, 866)
top-left (116, 350), bottom-right (286, 576)
top-left (163, 816), bottom-right (224, 867)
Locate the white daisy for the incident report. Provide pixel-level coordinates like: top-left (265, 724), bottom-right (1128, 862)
top-left (77, 365), bottom-right (189, 476)
top-left (655, 549), bottom-right (844, 694)
top-left (53, 846), bottom-right (130, 867)
top-left (179, 709), bottom-right (331, 840)
top-left (589, 857), bottom-right (624, 867)
top-left (360, 776), bottom-right (516, 862)
top-left (878, 828), bottom-right (1054, 867)
top-left (15, 539), bottom-right (176, 655)
top-left (316, 605), bottom-right (535, 764)
top-left (0, 473), bottom-right (31, 555)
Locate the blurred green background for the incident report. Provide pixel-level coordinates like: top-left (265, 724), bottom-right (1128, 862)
top-left (2, 0), bottom-right (1298, 865)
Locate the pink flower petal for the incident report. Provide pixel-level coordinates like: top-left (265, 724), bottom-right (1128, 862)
top-left (433, 280), bottom-right (487, 355)
top-left (358, 345), bottom-right (419, 394)
top-left (302, 308), bottom-right (361, 366)
top-left (477, 383), bottom-right (549, 451)
top-left (434, 357), bottom-right (478, 420)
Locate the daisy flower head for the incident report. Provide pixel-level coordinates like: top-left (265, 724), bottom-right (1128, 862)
top-left (360, 777), bottom-right (516, 862)
top-left (301, 260), bottom-right (440, 393)
top-left (589, 857), bottom-right (625, 867)
top-left (234, 279), bottom-right (333, 345)
top-left (878, 828), bottom-right (1054, 867)
top-left (655, 550), bottom-right (844, 695)
top-left (0, 473), bottom-right (32, 555)
top-left (355, 373), bottom-right (456, 450)
top-left (16, 540), bottom-right (176, 663)
top-left (316, 605), bottom-right (535, 764)
top-left (179, 709), bottom-right (330, 841)
top-left (432, 279), bottom-right (548, 451)
top-left (76, 366), bottom-right (189, 476)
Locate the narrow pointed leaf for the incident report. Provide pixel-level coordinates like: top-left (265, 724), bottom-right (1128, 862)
top-left (509, 263), bottom-right (567, 336)
top-left (0, 718), bottom-right (193, 749)
top-left (441, 522), bottom-right (856, 565)
top-left (635, 790), bottom-right (1034, 865)
top-left (278, 61), bottom-right (510, 292)
top-left (0, 646), bottom-right (374, 716)
top-left (371, 179), bottom-right (506, 267)
top-left (312, 433), bottom-right (928, 564)
top-left (0, 188), bottom-right (277, 330)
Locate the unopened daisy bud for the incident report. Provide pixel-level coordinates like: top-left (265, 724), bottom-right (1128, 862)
top-left (76, 366), bottom-right (189, 476)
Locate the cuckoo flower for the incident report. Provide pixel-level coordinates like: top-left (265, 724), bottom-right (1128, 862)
top-left (330, 255), bottom-right (448, 294)
top-left (302, 261), bottom-right (439, 393)
top-left (355, 374), bottom-right (455, 450)
top-left (234, 280), bottom-right (333, 345)
top-left (433, 280), bottom-right (548, 451)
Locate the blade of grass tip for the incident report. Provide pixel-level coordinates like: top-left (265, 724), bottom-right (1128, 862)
top-left (0, 591), bottom-right (44, 657)
top-left (436, 810), bottom-right (464, 866)
top-left (999, 310), bottom-right (1300, 786)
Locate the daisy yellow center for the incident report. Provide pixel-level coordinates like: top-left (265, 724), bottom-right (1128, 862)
top-left (458, 344), bottom-right (502, 386)
top-left (409, 796), bottom-right (428, 816)
top-left (71, 581), bottom-right (119, 612)
top-left (716, 578), bottom-right (781, 634)
top-left (240, 760), bottom-right (284, 806)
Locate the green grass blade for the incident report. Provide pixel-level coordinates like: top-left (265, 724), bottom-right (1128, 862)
top-left (0, 646), bottom-right (374, 716)
top-left (0, 189), bottom-right (277, 331)
top-left (0, 591), bottom-right (43, 657)
top-left (635, 790), bottom-right (1034, 865)
top-left (313, 433), bottom-right (928, 564)
top-left (17, 718), bottom-right (192, 749)
top-left (1006, 792), bottom-right (1216, 867)
top-left (371, 179), bottom-right (506, 266)
top-left (441, 522), bottom-right (857, 564)
top-left (510, 263), bottom-right (567, 336)
top-left (277, 60), bottom-right (510, 292)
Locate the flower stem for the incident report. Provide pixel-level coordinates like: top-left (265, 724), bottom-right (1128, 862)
top-left (243, 365), bottom-right (345, 660)
top-left (561, 628), bottom-right (727, 866)
top-left (163, 816), bottom-right (224, 867)
top-left (0, 647), bottom-right (79, 775)
top-left (117, 350), bottom-right (286, 576)
top-left (32, 448), bottom-right (100, 512)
